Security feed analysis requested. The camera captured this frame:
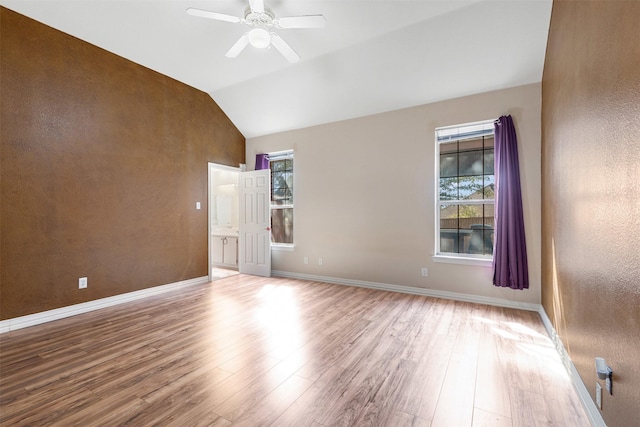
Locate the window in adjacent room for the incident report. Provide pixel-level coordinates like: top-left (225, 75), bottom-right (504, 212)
top-left (435, 120), bottom-right (495, 262)
top-left (269, 150), bottom-right (294, 246)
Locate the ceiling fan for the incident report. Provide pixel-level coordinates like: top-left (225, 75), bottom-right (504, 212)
top-left (187, 0), bottom-right (326, 63)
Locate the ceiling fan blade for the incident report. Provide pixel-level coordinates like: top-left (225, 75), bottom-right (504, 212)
top-left (275, 15), bottom-right (326, 29)
top-left (225, 34), bottom-right (250, 58)
top-left (186, 8), bottom-right (241, 24)
top-left (270, 33), bottom-right (300, 63)
top-left (249, 0), bottom-right (264, 14)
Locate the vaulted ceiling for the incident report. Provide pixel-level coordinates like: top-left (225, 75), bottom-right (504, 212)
top-left (1, 0), bottom-right (552, 138)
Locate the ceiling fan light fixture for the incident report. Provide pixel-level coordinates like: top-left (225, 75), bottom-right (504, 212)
top-left (248, 28), bottom-right (271, 48)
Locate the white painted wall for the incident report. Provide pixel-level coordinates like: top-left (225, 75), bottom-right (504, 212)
top-left (247, 83), bottom-right (541, 304)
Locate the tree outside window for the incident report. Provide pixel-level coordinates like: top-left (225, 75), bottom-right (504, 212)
top-left (269, 152), bottom-right (294, 245)
top-left (437, 122), bottom-right (495, 257)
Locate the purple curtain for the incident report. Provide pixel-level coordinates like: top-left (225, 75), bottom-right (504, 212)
top-left (255, 153), bottom-right (269, 170)
top-left (493, 115), bottom-right (529, 290)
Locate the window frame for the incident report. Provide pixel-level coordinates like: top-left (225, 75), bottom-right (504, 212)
top-left (433, 120), bottom-right (495, 266)
top-left (268, 150), bottom-right (294, 249)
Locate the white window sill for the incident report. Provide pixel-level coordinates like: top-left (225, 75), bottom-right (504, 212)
top-left (432, 254), bottom-right (493, 267)
top-left (271, 244), bottom-right (294, 251)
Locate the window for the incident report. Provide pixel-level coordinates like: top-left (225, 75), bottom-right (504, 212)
top-left (436, 120), bottom-right (495, 260)
top-left (269, 150), bottom-right (294, 245)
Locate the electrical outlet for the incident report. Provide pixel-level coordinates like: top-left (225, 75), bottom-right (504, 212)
top-left (596, 382), bottom-right (602, 409)
top-left (318, 258), bottom-right (323, 266)
top-left (304, 256), bottom-right (308, 265)
top-left (79, 277), bottom-right (88, 289)
top-left (421, 267), bottom-right (429, 277)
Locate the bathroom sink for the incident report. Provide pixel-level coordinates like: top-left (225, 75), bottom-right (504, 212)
top-left (212, 227), bottom-right (239, 237)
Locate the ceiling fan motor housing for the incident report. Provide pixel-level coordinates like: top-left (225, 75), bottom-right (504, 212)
top-left (244, 7), bottom-right (275, 29)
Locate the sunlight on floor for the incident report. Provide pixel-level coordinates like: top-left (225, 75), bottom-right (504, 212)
top-left (473, 313), bottom-right (571, 379)
top-left (256, 284), bottom-right (307, 365)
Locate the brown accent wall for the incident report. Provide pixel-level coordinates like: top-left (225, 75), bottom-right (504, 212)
top-left (0, 7), bottom-right (245, 320)
top-left (542, 1), bottom-right (640, 425)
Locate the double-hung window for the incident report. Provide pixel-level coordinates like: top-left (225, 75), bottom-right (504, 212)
top-left (436, 120), bottom-right (495, 260)
top-left (269, 150), bottom-right (294, 246)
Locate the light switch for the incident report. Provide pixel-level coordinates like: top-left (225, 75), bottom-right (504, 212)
top-left (196, 202), bottom-right (201, 210)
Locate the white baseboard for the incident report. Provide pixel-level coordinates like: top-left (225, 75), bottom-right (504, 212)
top-left (0, 276), bottom-right (209, 334)
top-left (271, 270), bottom-right (540, 312)
top-left (538, 307), bottom-right (606, 427)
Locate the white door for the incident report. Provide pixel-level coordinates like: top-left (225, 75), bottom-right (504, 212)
top-left (239, 169), bottom-right (271, 276)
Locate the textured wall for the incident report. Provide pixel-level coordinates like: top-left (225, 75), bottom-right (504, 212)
top-left (542, 1), bottom-right (640, 425)
top-left (247, 83), bottom-right (542, 306)
top-left (0, 7), bottom-right (245, 319)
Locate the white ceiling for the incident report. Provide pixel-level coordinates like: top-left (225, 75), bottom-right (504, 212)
top-left (1, 0), bottom-right (552, 138)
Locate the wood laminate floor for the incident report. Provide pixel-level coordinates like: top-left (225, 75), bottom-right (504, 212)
top-left (0, 275), bottom-right (589, 426)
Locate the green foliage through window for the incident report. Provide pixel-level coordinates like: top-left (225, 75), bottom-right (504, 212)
top-left (269, 153), bottom-right (294, 244)
top-left (436, 123), bottom-right (495, 256)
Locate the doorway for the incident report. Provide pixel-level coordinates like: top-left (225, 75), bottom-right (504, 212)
top-left (208, 162), bottom-right (241, 281)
